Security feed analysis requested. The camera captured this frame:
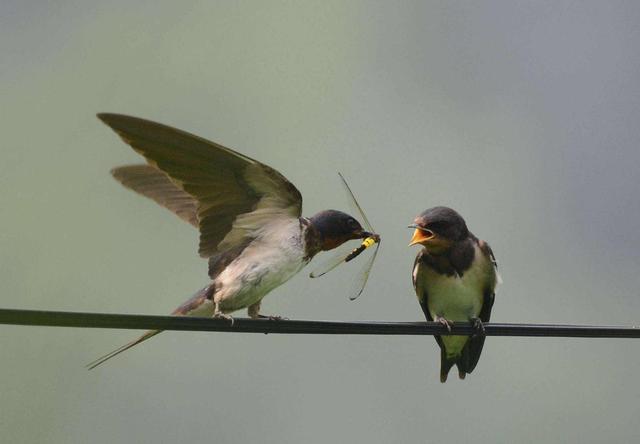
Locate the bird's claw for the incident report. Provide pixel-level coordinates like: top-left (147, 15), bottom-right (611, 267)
top-left (213, 312), bottom-right (235, 326)
top-left (435, 316), bottom-right (453, 332)
top-left (471, 318), bottom-right (485, 337)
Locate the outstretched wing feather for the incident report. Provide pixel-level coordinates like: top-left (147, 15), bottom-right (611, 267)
top-left (99, 113), bottom-right (303, 260)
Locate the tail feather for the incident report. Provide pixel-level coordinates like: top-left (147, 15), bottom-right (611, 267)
top-left (86, 330), bottom-right (162, 370)
top-left (455, 335), bottom-right (486, 376)
top-left (86, 284), bottom-right (215, 370)
top-left (439, 348), bottom-right (457, 383)
top-left (440, 335), bottom-right (488, 382)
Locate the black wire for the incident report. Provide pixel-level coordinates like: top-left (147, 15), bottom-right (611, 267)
top-left (1, 308), bottom-right (639, 338)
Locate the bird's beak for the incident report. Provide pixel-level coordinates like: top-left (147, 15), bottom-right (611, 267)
top-left (408, 224), bottom-right (434, 246)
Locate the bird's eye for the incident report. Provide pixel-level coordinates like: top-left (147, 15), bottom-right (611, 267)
top-left (348, 218), bottom-right (359, 229)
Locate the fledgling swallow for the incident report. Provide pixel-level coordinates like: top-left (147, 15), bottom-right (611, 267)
top-left (409, 206), bottom-right (499, 382)
top-left (87, 114), bottom-right (375, 369)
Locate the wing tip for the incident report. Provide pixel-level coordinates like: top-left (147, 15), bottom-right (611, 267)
top-left (97, 112), bottom-right (119, 125)
top-left (109, 164), bottom-right (149, 179)
top-left (97, 112), bottom-right (148, 131)
top-left (109, 165), bottom-right (124, 178)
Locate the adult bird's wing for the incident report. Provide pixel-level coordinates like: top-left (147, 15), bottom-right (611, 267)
top-left (111, 164), bottom-right (199, 227)
top-left (99, 113), bottom-right (303, 272)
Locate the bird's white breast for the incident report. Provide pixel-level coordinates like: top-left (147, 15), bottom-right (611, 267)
top-left (215, 218), bottom-right (308, 312)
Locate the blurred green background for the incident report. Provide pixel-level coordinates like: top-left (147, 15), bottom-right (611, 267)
top-left (2, 1), bottom-right (640, 442)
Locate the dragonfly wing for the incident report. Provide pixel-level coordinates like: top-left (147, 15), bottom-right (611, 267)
top-left (310, 174), bottom-right (380, 297)
top-left (338, 172), bottom-right (374, 232)
top-left (348, 241), bottom-right (380, 300)
top-left (309, 240), bottom-right (360, 278)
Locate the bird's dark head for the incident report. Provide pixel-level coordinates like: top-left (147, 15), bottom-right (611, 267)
top-left (309, 210), bottom-right (371, 251)
top-left (408, 206), bottom-right (469, 254)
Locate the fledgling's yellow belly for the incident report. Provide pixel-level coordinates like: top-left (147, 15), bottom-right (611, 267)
top-left (441, 336), bottom-right (469, 358)
top-left (427, 275), bottom-right (485, 358)
top-left (427, 282), bottom-right (484, 321)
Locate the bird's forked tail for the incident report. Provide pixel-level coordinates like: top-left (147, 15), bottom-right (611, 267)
top-left (86, 329), bottom-right (162, 370)
top-left (86, 284), bottom-right (215, 370)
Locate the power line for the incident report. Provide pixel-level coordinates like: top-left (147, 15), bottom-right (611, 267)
top-left (1, 308), bottom-right (639, 338)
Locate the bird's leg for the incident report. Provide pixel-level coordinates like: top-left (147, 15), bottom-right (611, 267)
top-left (470, 317), bottom-right (485, 337)
top-left (213, 302), bottom-right (234, 326)
top-left (247, 302), bottom-right (287, 320)
top-left (247, 302), bottom-right (261, 319)
top-left (434, 315), bottom-right (453, 332)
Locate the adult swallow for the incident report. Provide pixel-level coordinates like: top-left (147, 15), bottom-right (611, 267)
top-left (409, 206), bottom-right (499, 382)
top-left (87, 114), bottom-right (374, 369)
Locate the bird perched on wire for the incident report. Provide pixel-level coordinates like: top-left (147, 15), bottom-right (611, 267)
top-left (409, 207), bottom-right (499, 382)
top-left (87, 114), bottom-right (376, 369)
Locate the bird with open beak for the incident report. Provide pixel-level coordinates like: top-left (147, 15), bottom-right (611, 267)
top-left (409, 206), bottom-right (499, 382)
top-left (87, 114), bottom-right (374, 369)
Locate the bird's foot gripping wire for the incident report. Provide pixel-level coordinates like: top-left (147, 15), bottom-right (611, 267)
top-left (470, 317), bottom-right (486, 337)
top-left (435, 316), bottom-right (453, 332)
top-left (213, 308), bottom-right (234, 326)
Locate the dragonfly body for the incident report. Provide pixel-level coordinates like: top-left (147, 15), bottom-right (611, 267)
top-left (345, 235), bottom-right (379, 262)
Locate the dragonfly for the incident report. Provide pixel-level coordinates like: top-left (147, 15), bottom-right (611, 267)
top-left (309, 173), bottom-right (381, 300)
